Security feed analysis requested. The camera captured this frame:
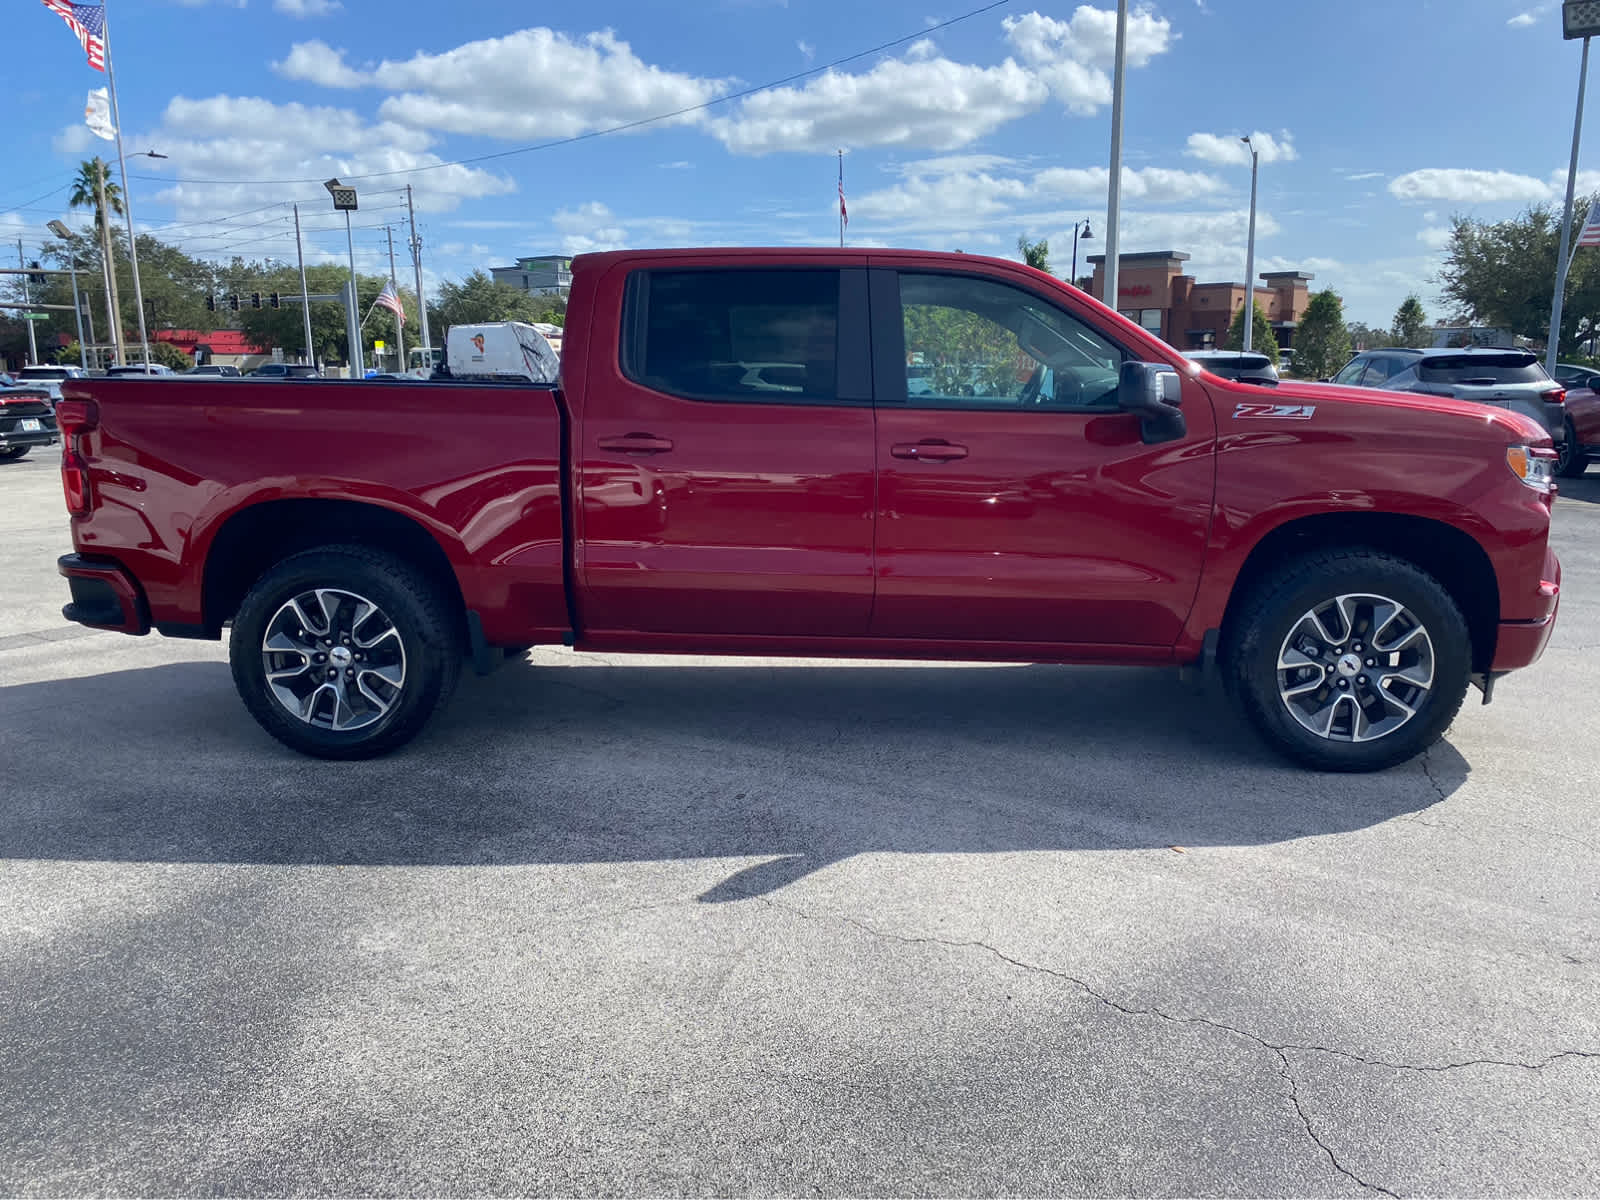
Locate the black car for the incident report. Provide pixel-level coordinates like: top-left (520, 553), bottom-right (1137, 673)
top-left (185, 364), bottom-right (242, 377)
top-left (0, 385), bottom-right (60, 461)
top-left (1328, 347), bottom-right (1566, 447)
top-left (1184, 350), bottom-right (1280, 386)
top-left (247, 363), bottom-right (320, 379)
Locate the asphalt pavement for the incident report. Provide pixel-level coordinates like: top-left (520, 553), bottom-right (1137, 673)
top-left (1, 449), bottom-right (1596, 1196)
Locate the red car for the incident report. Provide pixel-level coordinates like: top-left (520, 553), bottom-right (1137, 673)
top-left (1552, 363), bottom-right (1600, 476)
top-left (54, 248), bottom-right (1561, 771)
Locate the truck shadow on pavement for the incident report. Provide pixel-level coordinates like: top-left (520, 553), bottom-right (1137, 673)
top-left (0, 657), bottom-right (1469, 899)
top-left (1557, 471), bottom-right (1600, 504)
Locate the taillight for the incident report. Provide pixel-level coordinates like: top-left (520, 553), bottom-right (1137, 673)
top-left (1542, 387), bottom-right (1567, 407)
top-left (56, 399), bottom-right (98, 518)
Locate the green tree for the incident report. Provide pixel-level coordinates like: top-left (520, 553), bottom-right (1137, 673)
top-left (1017, 235), bottom-right (1051, 274)
top-left (1438, 198), bottom-right (1600, 354)
top-left (1224, 301), bottom-right (1280, 362)
top-left (1347, 321), bottom-right (1396, 351)
top-left (1294, 289), bottom-right (1353, 380)
top-left (147, 340), bottom-right (194, 371)
top-left (1391, 294), bottom-right (1429, 347)
top-left (428, 270), bottom-right (549, 345)
top-left (234, 264), bottom-right (410, 367)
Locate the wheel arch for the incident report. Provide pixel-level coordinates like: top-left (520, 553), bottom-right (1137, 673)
top-left (1219, 512), bottom-right (1500, 673)
top-left (202, 498), bottom-right (468, 642)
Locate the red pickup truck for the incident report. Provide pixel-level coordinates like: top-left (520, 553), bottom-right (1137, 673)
top-left (55, 248), bottom-right (1562, 771)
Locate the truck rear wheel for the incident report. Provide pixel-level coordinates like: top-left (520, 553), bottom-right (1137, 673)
top-left (228, 545), bottom-right (461, 759)
top-left (1222, 549), bottom-right (1471, 772)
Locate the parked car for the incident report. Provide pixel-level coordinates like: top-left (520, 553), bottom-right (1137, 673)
top-left (0, 384), bottom-right (60, 460)
top-left (15, 364), bottom-right (88, 407)
top-left (1550, 363), bottom-right (1600, 476)
top-left (1184, 350), bottom-right (1279, 386)
top-left (185, 364), bottom-right (242, 377)
top-left (246, 363), bottom-right (320, 379)
top-left (53, 247), bottom-right (1560, 771)
top-left (105, 363), bottom-right (176, 377)
top-left (1328, 348), bottom-right (1567, 449)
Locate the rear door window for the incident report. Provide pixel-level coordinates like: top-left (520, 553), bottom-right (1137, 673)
top-left (1330, 358), bottom-right (1369, 385)
top-left (623, 269), bottom-right (839, 404)
top-left (1417, 355), bottom-right (1548, 385)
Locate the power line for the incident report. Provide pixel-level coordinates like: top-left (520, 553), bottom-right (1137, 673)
top-left (128, 0), bottom-right (1014, 187)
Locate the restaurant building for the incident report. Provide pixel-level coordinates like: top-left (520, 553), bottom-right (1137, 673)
top-left (1083, 251), bottom-right (1315, 351)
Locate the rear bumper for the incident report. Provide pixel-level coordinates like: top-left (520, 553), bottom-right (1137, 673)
top-left (0, 429), bottom-right (57, 450)
top-left (1491, 549), bottom-right (1561, 671)
top-left (58, 554), bottom-right (150, 636)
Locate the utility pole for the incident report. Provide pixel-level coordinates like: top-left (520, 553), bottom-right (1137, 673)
top-left (293, 204), bottom-right (314, 367)
top-left (1242, 136), bottom-right (1260, 353)
top-left (17, 241), bottom-right (39, 365)
top-left (406, 184), bottom-right (431, 364)
top-left (1551, 35), bottom-right (1593, 373)
top-left (94, 159), bottom-right (125, 365)
top-left (385, 224), bottom-right (405, 368)
top-left (1103, 0), bottom-right (1129, 310)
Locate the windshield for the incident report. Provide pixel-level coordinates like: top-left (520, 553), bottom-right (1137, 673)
top-left (1418, 354), bottom-right (1546, 385)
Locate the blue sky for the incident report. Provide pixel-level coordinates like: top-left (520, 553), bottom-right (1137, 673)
top-left (2, 0), bottom-right (1593, 325)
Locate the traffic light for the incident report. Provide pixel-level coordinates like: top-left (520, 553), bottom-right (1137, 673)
top-left (205, 294), bottom-right (216, 312)
top-left (228, 295), bottom-right (240, 312)
top-left (250, 292), bottom-right (262, 309)
top-left (268, 292), bottom-right (280, 309)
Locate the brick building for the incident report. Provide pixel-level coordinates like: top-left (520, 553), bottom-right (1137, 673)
top-left (1083, 251), bottom-right (1315, 351)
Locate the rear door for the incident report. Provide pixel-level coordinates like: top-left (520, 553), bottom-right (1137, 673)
top-left (868, 265), bottom-right (1218, 648)
top-left (577, 262), bottom-right (877, 638)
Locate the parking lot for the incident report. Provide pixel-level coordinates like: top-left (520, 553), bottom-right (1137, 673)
top-left (1, 450), bottom-right (1597, 1196)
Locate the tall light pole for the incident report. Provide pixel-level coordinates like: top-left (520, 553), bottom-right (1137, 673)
top-left (1070, 219), bottom-right (1094, 288)
top-left (1549, 2), bottom-right (1600, 374)
top-left (325, 178), bottom-right (363, 376)
top-left (1241, 135), bottom-right (1260, 353)
top-left (47, 220), bottom-right (88, 370)
top-left (1102, 0), bottom-right (1128, 309)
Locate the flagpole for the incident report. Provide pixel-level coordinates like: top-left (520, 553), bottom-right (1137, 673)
top-left (100, 0), bottom-right (151, 367)
top-left (837, 149), bottom-right (844, 248)
top-left (385, 224), bottom-right (405, 369)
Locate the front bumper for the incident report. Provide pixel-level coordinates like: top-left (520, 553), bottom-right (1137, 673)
top-left (58, 554), bottom-right (150, 635)
top-left (1490, 549), bottom-right (1561, 672)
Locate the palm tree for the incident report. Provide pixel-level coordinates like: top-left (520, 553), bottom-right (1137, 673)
top-left (68, 158), bottom-right (125, 364)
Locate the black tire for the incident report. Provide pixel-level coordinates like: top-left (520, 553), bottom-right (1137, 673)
top-left (1222, 549), bottom-right (1471, 772)
top-left (1556, 419), bottom-right (1587, 478)
top-left (0, 447), bottom-right (31, 462)
top-left (229, 545), bottom-right (462, 759)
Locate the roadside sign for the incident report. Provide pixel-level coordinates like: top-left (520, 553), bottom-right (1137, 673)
top-left (22, 313), bottom-right (49, 321)
top-left (374, 340), bottom-right (385, 352)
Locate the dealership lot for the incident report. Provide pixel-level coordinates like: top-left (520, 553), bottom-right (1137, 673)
top-left (1, 452), bottom-right (1596, 1196)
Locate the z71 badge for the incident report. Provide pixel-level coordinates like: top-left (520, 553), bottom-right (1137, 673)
top-left (1233, 402), bottom-right (1317, 420)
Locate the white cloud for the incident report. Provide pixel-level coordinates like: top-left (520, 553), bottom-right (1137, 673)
top-left (1388, 168), bottom-right (1552, 204)
top-left (1508, 12), bottom-right (1538, 26)
top-left (52, 123), bottom-right (97, 154)
top-left (272, 40), bottom-right (363, 87)
top-left (890, 153), bottom-right (1024, 178)
top-left (552, 201), bottom-right (628, 255)
top-left (1185, 130), bottom-right (1298, 166)
top-left (273, 0), bottom-right (341, 15)
top-left (1002, 7), bottom-right (1174, 115)
top-left (708, 55), bottom-right (1045, 155)
top-left (1418, 226), bottom-right (1453, 249)
top-left (373, 29), bottom-right (728, 141)
top-left (797, 40), bottom-right (814, 62)
top-left (1342, 171), bottom-right (1384, 182)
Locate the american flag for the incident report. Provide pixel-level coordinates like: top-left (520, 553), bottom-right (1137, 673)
top-left (1578, 206), bottom-right (1600, 249)
top-left (375, 280), bottom-right (406, 327)
top-left (838, 179), bottom-right (848, 228)
top-left (40, 0), bottom-right (106, 71)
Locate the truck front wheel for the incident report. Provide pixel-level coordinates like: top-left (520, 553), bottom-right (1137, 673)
top-left (229, 545), bottom-right (461, 759)
top-left (1223, 550), bottom-right (1471, 772)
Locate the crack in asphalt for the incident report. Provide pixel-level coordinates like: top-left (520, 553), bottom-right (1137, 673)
top-left (1274, 1049), bottom-right (1399, 1198)
top-left (1418, 749), bottom-right (1450, 804)
top-left (758, 897), bottom-right (1600, 1196)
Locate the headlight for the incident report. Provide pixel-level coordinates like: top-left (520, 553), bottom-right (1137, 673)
top-left (1506, 445), bottom-right (1556, 493)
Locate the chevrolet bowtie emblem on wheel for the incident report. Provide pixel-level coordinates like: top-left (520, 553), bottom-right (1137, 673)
top-left (1234, 402), bottom-right (1317, 420)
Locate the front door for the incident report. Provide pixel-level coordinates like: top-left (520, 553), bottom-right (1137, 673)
top-left (578, 264), bottom-right (877, 638)
top-left (870, 267), bottom-right (1217, 648)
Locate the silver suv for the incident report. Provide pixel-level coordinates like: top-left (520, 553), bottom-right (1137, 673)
top-left (1329, 348), bottom-right (1567, 447)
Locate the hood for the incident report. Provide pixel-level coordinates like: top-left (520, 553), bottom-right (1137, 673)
top-left (1254, 378), bottom-right (1552, 445)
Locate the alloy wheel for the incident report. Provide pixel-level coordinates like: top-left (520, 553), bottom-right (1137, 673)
top-left (260, 588), bottom-right (407, 731)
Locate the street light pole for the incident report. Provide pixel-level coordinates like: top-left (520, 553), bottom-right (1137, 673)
top-left (325, 178), bottom-right (363, 376)
top-left (1549, 8), bottom-right (1599, 374)
top-left (1242, 135), bottom-right (1260, 353)
top-left (1103, 0), bottom-right (1128, 309)
top-left (1070, 220), bottom-right (1093, 288)
top-left (48, 221), bottom-right (87, 370)
top-left (17, 240), bottom-right (39, 365)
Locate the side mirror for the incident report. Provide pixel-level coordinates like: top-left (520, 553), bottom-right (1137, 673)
top-left (1117, 361), bottom-right (1186, 444)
